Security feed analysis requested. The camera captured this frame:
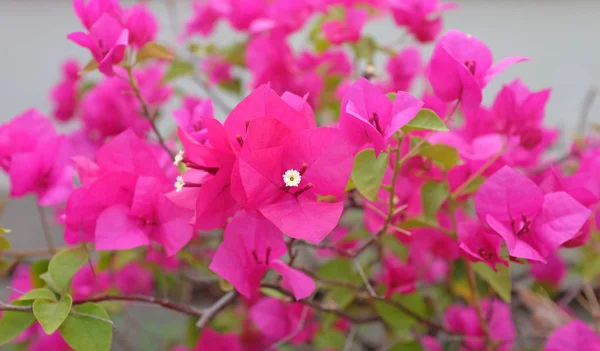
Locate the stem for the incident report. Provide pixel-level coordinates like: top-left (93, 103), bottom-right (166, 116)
top-left (195, 291), bottom-right (237, 329)
top-left (126, 66), bottom-right (175, 159)
top-left (466, 262), bottom-right (498, 351)
top-left (36, 204), bottom-right (55, 254)
top-left (1, 294), bottom-right (203, 318)
top-left (451, 144), bottom-right (506, 199)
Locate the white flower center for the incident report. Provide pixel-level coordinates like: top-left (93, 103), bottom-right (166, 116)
top-left (283, 169), bottom-right (301, 187)
top-left (173, 150), bottom-right (184, 166)
top-left (174, 176), bottom-right (185, 192)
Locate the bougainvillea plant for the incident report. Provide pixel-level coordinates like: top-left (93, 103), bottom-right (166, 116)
top-left (1, 0), bottom-right (600, 350)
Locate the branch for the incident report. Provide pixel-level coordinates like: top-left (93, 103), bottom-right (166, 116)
top-left (466, 262), bottom-right (498, 351)
top-left (36, 204), bottom-right (56, 254)
top-left (77, 294), bottom-right (203, 317)
top-left (195, 291), bottom-right (238, 329)
top-left (126, 66), bottom-right (175, 159)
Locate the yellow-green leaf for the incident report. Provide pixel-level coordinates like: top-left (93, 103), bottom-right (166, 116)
top-left (163, 60), bottom-right (194, 82)
top-left (473, 262), bottom-right (511, 302)
top-left (421, 181), bottom-right (449, 221)
top-left (33, 294), bottom-right (72, 334)
top-left (48, 247), bottom-right (88, 293)
top-left (136, 42), bottom-right (174, 64)
top-left (0, 227), bottom-right (10, 234)
top-left (0, 236), bottom-right (10, 250)
top-left (0, 301), bottom-right (36, 346)
top-left (402, 109), bottom-right (448, 132)
top-left (419, 144), bottom-right (460, 170)
top-left (17, 288), bottom-right (57, 302)
top-left (79, 59), bottom-right (99, 76)
top-left (351, 149), bottom-right (389, 201)
top-left (60, 303), bottom-right (113, 351)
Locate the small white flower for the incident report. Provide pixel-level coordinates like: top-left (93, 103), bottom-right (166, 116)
top-left (173, 150), bottom-right (184, 166)
top-left (174, 176), bottom-right (185, 192)
top-left (283, 169), bottom-right (301, 187)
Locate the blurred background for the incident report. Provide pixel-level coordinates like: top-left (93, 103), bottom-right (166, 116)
top-left (1, 0), bottom-right (599, 349)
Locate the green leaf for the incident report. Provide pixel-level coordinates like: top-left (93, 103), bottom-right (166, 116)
top-left (583, 256), bottom-right (600, 282)
top-left (421, 181), bottom-right (449, 221)
top-left (0, 236), bottom-right (10, 250)
top-left (222, 41), bottom-right (247, 67)
top-left (218, 78), bottom-right (242, 95)
top-left (33, 294), bottom-right (72, 334)
top-left (351, 36), bottom-right (377, 61)
top-left (113, 248), bottom-right (142, 270)
top-left (79, 59), bottom-right (98, 76)
top-left (314, 329), bottom-right (346, 350)
top-left (402, 109), bottom-right (448, 132)
top-left (163, 60), bottom-right (194, 82)
top-left (351, 149), bottom-right (389, 201)
top-left (419, 144), bottom-right (460, 170)
top-left (60, 303), bottom-right (113, 351)
top-left (381, 235), bottom-right (407, 260)
top-left (31, 260), bottom-right (50, 288)
top-left (389, 341), bottom-right (424, 351)
top-left (0, 301), bottom-right (36, 346)
top-left (260, 287), bottom-right (288, 301)
top-left (136, 42), bottom-right (174, 64)
top-left (473, 262), bottom-right (511, 302)
top-left (48, 247), bottom-right (89, 293)
top-left (39, 272), bottom-right (60, 293)
top-left (317, 258), bottom-right (361, 284)
top-left (374, 293), bottom-right (427, 330)
top-left (463, 176), bottom-right (486, 195)
top-left (17, 288), bottom-right (57, 302)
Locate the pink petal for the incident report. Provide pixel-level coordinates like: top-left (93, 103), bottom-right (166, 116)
top-left (482, 56), bottom-right (530, 87)
top-left (95, 204), bottom-right (150, 251)
top-left (270, 260), bottom-right (315, 300)
top-left (384, 91), bottom-right (424, 139)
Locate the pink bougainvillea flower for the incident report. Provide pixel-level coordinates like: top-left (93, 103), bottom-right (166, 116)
top-left (71, 264), bottom-right (111, 300)
top-left (458, 219), bottom-right (507, 270)
top-left (390, 0), bottom-right (457, 43)
top-left (491, 79), bottom-right (551, 135)
top-left (323, 8), bottom-right (368, 45)
top-left (50, 59), bottom-right (81, 122)
top-left (544, 320), bottom-right (600, 351)
top-left (27, 331), bottom-right (71, 351)
top-left (123, 3), bottom-right (158, 48)
top-left (201, 55), bottom-right (233, 85)
top-left (384, 47), bottom-right (422, 92)
top-left (73, 0), bottom-right (122, 30)
top-left (95, 176), bottom-right (193, 255)
top-left (68, 14), bottom-right (129, 76)
top-left (0, 109), bottom-right (55, 172)
top-left (114, 263), bottom-right (154, 295)
top-left (475, 166), bottom-right (591, 262)
top-left (427, 30), bottom-right (529, 112)
top-left (209, 211), bottom-right (315, 299)
top-left (220, 0), bottom-right (267, 31)
top-left (250, 298), bottom-right (316, 344)
top-left (530, 251), bottom-right (566, 288)
top-left (381, 255), bottom-right (417, 297)
top-left (196, 328), bottom-right (243, 351)
top-left (445, 299), bottom-right (516, 351)
top-left (183, 0), bottom-right (223, 38)
top-left (172, 97), bottom-right (214, 143)
top-left (9, 133), bottom-right (74, 206)
top-left (233, 120), bottom-right (353, 242)
top-left (341, 77), bottom-right (423, 155)
top-left (249, 0), bottom-right (312, 34)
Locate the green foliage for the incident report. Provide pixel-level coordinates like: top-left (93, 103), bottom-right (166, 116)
top-left (163, 60), bottom-right (195, 82)
top-left (59, 303), bottom-right (113, 351)
top-left (136, 42), bottom-right (174, 64)
top-left (389, 341), bottom-right (425, 351)
top-left (402, 109), bottom-right (449, 132)
top-left (48, 247), bottom-right (89, 294)
top-left (473, 262), bottom-right (512, 302)
top-left (317, 258), bottom-right (361, 285)
top-left (314, 329), bottom-right (346, 350)
top-left (374, 293), bottom-right (427, 331)
top-left (0, 235), bottom-right (10, 250)
top-left (421, 181), bottom-right (449, 221)
top-left (418, 144), bottom-right (460, 170)
top-left (30, 260), bottom-right (50, 288)
top-left (351, 149), bottom-right (389, 201)
top-left (0, 302), bottom-right (36, 346)
top-left (33, 294), bottom-right (72, 334)
top-left (16, 288), bottom-right (57, 302)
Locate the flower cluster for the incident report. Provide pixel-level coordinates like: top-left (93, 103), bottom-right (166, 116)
top-left (1, 0), bottom-right (600, 350)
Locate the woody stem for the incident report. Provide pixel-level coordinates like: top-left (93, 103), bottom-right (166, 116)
top-left (466, 262), bottom-right (498, 351)
top-left (126, 66), bottom-right (175, 159)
